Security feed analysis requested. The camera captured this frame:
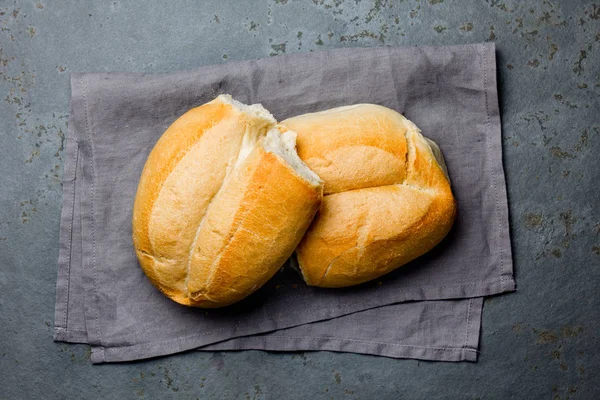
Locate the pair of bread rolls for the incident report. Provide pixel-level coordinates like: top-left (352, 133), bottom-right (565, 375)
top-left (132, 95), bottom-right (456, 308)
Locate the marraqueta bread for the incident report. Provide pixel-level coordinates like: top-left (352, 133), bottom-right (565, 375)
top-left (132, 95), bottom-right (323, 307)
top-left (282, 104), bottom-right (456, 288)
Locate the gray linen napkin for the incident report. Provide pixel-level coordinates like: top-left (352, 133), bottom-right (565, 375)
top-left (54, 43), bottom-right (514, 364)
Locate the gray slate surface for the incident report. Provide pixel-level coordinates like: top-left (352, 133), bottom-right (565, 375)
top-left (0, 0), bottom-right (598, 399)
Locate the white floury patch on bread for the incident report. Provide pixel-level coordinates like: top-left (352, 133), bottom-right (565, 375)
top-left (399, 113), bottom-right (450, 181)
top-left (262, 128), bottom-right (323, 187)
top-left (216, 94), bottom-right (276, 125)
top-left (424, 138), bottom-right (450, 181)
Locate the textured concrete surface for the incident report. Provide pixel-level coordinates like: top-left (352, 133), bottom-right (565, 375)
top-left (0, 0), bottom-right (598, 399)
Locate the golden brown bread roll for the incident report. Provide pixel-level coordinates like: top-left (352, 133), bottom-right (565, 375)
top-left (282, 104), bottom-right (456, 288)
top-left (132, 95), bottom-right (323, 307)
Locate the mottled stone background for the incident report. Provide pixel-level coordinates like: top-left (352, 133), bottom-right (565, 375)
top-left (0, 0), bottom-right (598, 399)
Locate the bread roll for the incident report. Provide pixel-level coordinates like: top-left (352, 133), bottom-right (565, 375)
top-left (132, 95), bottom-right (323, 307)
top-left (281, 104), bottom-right (456, 288)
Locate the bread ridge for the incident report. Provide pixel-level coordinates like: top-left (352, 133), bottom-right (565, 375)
top-left (282, 104), bottom-right (410, 195)
top-left (187, 145), bottom-right (322, 307)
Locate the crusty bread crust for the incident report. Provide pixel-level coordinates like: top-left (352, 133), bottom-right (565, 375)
top-left (283, 104), bottom-right (456, 288)
top-left (132, 95), bottom-right (322, 307)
